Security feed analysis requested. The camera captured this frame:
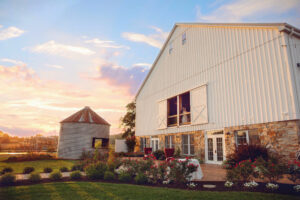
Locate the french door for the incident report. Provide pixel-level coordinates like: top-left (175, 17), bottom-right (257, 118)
top-left (206, 131), bottom-right (225, 164)
top-left (151, 138), bottom-right (159, 152)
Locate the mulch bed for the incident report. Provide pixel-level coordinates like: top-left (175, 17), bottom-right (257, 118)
top-left (1, 178), bottom-right (299, 196)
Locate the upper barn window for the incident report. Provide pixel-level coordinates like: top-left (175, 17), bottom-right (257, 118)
top-left (167, 92), bottom-right (191, 127)
top-left (92, 138), bottom-right (109, 148)
top-left (182, 32), bottom-right (186, 45)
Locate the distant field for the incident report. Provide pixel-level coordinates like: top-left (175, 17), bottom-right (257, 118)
top-left (0, 159), bottom-right (78, 173)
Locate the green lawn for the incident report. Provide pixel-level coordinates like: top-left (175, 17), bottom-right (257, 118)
top-left (0, 159), bottom-right (78, 173)
top-left (0, 182), bottom-right (298, 200)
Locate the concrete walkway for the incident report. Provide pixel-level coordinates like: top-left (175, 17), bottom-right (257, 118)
top-left (14, 172), bottom-right (86, 181)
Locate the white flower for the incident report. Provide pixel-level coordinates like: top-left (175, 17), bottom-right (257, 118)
top-left (224, 181), bottom-right (234, 188)
top-left (163, 180), bottom-right (170, 185)
top-left (294, 185), bottom-right (300, 192)
top-left (114, 165), bottom-right (128, 174)
top-left (244, 181), bottom-right (259, 188)
top-left (266, 183), bottom-right (279, 190)
top-left (187, 182), bottom-right (197, 188)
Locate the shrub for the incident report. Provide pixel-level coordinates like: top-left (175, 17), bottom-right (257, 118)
top-left (60, 167), bottom-right (69, 172)
top-left (0, 173), bottom-right (16, 186)
top-left (226, 145), bottom-right (269, 169)
top-left (86, 162), bottom-right (107, 180)
top-left (287, 160), bottom-right (300, 183)
top-left (1, 167), bottom-right (13, 174)
top-left (125, 136), bottom-right (136, 152)
top-left (5, 153), bottom-right (54, 162)
top-left (23, 167), bottom-right (35, 174)
top-left (43, 167), bottom-right (53, 173)
top-left (226, 159), bottom-right (256, 182)
top-left (29, 172), bottom-right (41, 183)
top-left (70, 171), bottom-right (82, 180)
top-left (168, 158), bottom-right (198, 184)
top-left (153, 150), bottom-right (166, 160)
top-left (50, 172), bottom-right (62, 181)
top-left (71, 164), bottom-right (84, 172)
top-left (255, 156), bottom-right (286, 183)
top-left (134, 173), bottom-right (148, 184)
top-left (104, 171), bottom-right (115, 180)
top-left (118, 172), bottom-right (132, 182)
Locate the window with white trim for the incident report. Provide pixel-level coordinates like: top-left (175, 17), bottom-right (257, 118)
top-left (182, 134), bottom-right (194, 155)
top-left (151, 138), bottom-right (159, 151)
top-left (140, 138), bottom-right (148, 152)
top-left (182, 32), bottom-right (186, 45)
top-left (165, 135), bottom-right (174, 149)
top-left (235, 130), bottom-right (249, 147)
top-left (169, 42), bottom-right (173, 54)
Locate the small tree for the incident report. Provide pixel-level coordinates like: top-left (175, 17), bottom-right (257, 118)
top-left (120, 102), bottom-right (135, 138)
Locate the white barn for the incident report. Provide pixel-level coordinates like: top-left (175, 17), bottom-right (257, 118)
top-left (57, 106), bottom-right (110, 159)
top-left (135, 23), bottom-right (300, 164)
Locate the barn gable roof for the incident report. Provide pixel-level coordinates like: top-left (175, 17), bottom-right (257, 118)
top-left (135, 22), bottom-right (300, 100)
top-left (61, 106), bottom-right (110, 126)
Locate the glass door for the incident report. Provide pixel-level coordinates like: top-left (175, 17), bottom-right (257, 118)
top-left (206, 131), bottom-right (224, 164)
top-left (151, 138), bottom-right (159, 151)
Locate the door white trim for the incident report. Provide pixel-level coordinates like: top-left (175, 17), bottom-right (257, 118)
top-left (205, 130), bottom-right (225, 164)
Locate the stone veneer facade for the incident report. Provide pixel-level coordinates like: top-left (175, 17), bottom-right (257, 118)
top-left (136, 120), bottom-right (300, 162)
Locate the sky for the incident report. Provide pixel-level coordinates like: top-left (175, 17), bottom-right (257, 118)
top-left (0, 0), bottom-right (299, 137)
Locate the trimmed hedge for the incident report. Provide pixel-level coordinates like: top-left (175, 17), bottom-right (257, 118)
top-left (23, 167), bottom-right (35, 174)
top-left (50, 172), bottom-right (62, 181)
top-left (60, 167), bottom-right (69, 172)
top-left (134, 173), bottom-right (148, 184)
top-left (43, 167), bottom-right (53, 173)
top-left (29, 172), bottom-right (41, 183)
top-left (118, 172), bottom-right (132, 182)
top-left (70, 171), bottom-right (82, 180)
top-left (104, 171), bottom-right (115, 180)
top-left (0, 173), bottom-right (16, 186)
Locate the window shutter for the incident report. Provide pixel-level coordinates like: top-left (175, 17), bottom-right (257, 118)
top-left (157, 100), bottom-right (167, 129)
top-left (191, 85), bottom-right (208, 125)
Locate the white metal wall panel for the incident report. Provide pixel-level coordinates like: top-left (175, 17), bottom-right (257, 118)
top-left (136, 25), bottom-right (299, 136)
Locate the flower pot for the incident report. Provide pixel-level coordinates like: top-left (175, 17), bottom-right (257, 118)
top-left (164, 148), bottom-right (175, 158)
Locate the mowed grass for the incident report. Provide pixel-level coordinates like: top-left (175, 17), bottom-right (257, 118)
top-left (0, 159), bottom-right (78, 173)
top-left (0, 182), bottom-right (298, 200)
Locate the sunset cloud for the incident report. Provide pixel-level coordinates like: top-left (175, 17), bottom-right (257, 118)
top-left (46, 64), bottom-right (64, 69)
top-left (122, 26), bottom-right (168, 48)
top-left (0, 63), bottom-right (132, 136)
top-left (85, 38), bottom-right (130, 49)
top-left (85, 62), bottom-right (149, 95)
top-left (29, 40), bottom-right (95, 57)
top-left (0, 25), bottom-right (24, 40)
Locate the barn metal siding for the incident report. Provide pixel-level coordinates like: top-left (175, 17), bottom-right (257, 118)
top-left (136, 25), bottom-right (300, 136)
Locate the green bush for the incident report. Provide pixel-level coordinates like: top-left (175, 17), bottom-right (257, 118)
top-left (50, 172), bottom-right (62, 181)
top-left (104, 171), bottom-right (115, 180)
top-left (226, 159), bottom-right (256, 182)
top-left (60, 167), bottom-right (69, 172)
top-left (0, 173), bottom-right (16, 186)
top-left (29, 172), bottom-right (41, 183)
top-left (43, 167), bottom-right (53, 173)
top-left (70, 171), bottom-right (82, 180)
top-left (118, 172), bottom-right (132, 182)
top-left (71, 164), bottom-right (84, 171)
top-left (86, 162), bottom-right (107, 180)
top-left (1, 167), bottom-right (13, 174)
top-left (134, 173), bottom-right (148, 184)
top-left (23, 167), bottom-right (35, 174)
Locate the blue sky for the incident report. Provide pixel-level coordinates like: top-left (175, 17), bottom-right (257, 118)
top-left (0, 0), bottom-right (299, 136)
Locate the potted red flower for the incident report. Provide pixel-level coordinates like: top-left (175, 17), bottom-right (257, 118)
top-left (144, 147), bottom-right (152, 155)
top-left (164, 148), bottom-right (175, 158)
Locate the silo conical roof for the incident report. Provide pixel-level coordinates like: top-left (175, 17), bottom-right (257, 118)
top-left (60, 106), bottom-right (110, 126)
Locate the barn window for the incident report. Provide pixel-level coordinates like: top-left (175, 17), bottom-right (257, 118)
top-left (165, 135), bottom-right (174, 148)
top-left (167, 96), bottom-right (177, 126)
top-left (179, 92), bottom-right (191, 125)
top-left (235, 130), bottom-right (249, 147)
top-left (169, 42), bottom-right (173, 54)
top-left (182, 32), bottom-right (186, 45)
top-left (182, 134), bottom-right (194, 155)
top-left (167, 92), bottom-right (191, 127)
top-left (140, 137), bottom-right (148, 152)
top-left (92, 138), bottom-right (109, 148)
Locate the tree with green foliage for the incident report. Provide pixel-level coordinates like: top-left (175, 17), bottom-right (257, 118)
top-left (120, 102), bottom-right (136, 138)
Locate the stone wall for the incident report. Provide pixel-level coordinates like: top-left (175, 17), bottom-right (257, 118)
top-left (136, 119), bottom-right (300, 162)
top-left (136, 130), bottom-right (206, 161)
top-left (224, 120), bottom-right (300, 161)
